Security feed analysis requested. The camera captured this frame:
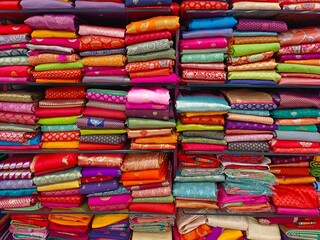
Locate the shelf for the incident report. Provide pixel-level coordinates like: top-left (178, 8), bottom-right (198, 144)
top-left (180, 84), bottom-right (320, 89)
top-left (184, 151), bottom-right (319, 156)
top-left (1, 209), bottom-right (175, 215)
top-left (183, 209), bottom-right (320, 218)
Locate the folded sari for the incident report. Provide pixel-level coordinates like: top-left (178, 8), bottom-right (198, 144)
top-left (33, 167), bottom-right (82, 186)
top-left (31, 30), bottom-right (77, 39)
top-left (32, 69), bottom-right (83, 79)
top-left (78, 142), bottom-right (125, 150)
top-left (81, 54), bottom-right (126, 67)
top-left (30, 38), bottom-right (79, 49)
top-left (230, 43), bottom-right (280, 57)
top-left (79, 180), bottom-right (119, 195)
top-left (129, 203), bottom-right (175, 214)
top-left (37, 179), bottom-right (81, 192)
top-left (0, 196), bottom-right (37, 209)
top-left (79, 36), bottom-right (125, 51)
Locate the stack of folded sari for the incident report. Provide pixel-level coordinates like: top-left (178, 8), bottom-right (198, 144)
top-left (272, 185), bottom-right (319, 215)
top-left (78, 154), bottom-right (130, 211)
top-left (270, 90), bottom-right (320, 154)
top-left (176, 91), bottom-right (230, 152)
top-left (218, 154), bottom-right (276, 213)
top-left (21, 0), bottom-right (74, 8)
top-left (228, 19), bottom-right (286, 85)
top-left (279, 0), bottom-right (320, 10)
top-left (9, 211), bottom-right (49, 240)
top-left (180, 17), bottom-right (237, 84)
top-left (179, 0), bottom-right (229, 16)
top-left (231, 0), bottom-right (281, 10)
top-left (75, 0), bottom-right (125, 9)
top-left (79, 24), bottom-right (129, 84)
top-left (222, 89), bottom-right (277, 152)
top-left (37, 86), bottom-right (85, 149)
top-left (126, 87), bottom-right (177, 150)
top-left (270, 155), bottom-right (315, 186)
top-left (277, 27), bottom-right (320, 85)
top-left (125, 16), bottom-right (180, 83)
top-left (0, 24), bottom-right (32, 83)
top-left (0, 154), bottom-right (39, 211)
top-left (48, 208), bottom-right (93, 239)
top-left (310, 156), bottom-right (320, 179)
top-left (0, 90), bottom-right (43, 150)
top-left (25, 14), bottom-right (83, 83)
top-left (31, 153), bottom-right (84, 209)
top-left (77, 88), bottom-right (127, 150)
top-left (174, 152), bottom-right (224, 210)
top-left (91, 213), bottom-right (131, 240)
top-left (279, 218), bottom-right (320, 239)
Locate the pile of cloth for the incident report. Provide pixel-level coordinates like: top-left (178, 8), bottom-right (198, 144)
top-left (125, 16), bottom-right (180, 84)
top-left (227, 19), bottom-right (286, 85)
top-left (91, 213), bottom-right (131, 240)
top-left (0, 23), bottom-right (31, 83)
top-left (126, 87), bottom-right (177, 150)
top-left (219, 154), bottom-right (276, 213)
top-left (48, 209), bottom-right (93, 239)
top-left (279, 0), bottom-right (320, 10)
top-left (79, 24), bottom-right (129, 84)
top-left (21, 0), bottom-right (74, 9)
top-left (180, 17), bottom-right (237, 84)
top-left (0, 90), bottom-right (42, 150)
top-left (37, 86), bottom-right (85, 149)
top-left (231, 0), bottom-right (281, 10)
top-left (179, 0), bottom-right (229, 16)
top-left (75, 0), bottom-right (125, 9)
top-left (176, 91), bottom-right (229, 152)
top-left (173, 152), bottom-right (223, 210)
top-left (31, 153), bottom-right (84, 209)
top-left (25, 14), bottom-right (83, 83)
top-left (9, 211), bottom-right (49, 239)
top-left (270, 90), bottom-right (320, 154)
top-left (77, 88), bottom-right (127, 150)
top-left (223, 89), bottom-right (277, 152)
top-left (78, 153), bottom-right (131, 211)
top-left (279, 217), bottom-right (320, 239)
top-left (0, 154), bottom-right (39, 211)
top-left (277, 26), bottom-right (320, 85)
top-left (120, 153), bottom-right (175, 235)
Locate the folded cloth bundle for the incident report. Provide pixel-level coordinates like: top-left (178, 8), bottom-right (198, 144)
top-left (125, 16), bottom-right (180, 83)
top-left (21, 0), bottom-right (74, 9)
top-left (91, 213), bottom-right (131, 239)
top-left (180, 17), bottom-right (237, 84)
top-left (227, 19), bottom-right (287, 85)
top-left (174, 152), bottom-right (223, 209)
top-left (279, 0), bottom-right (320, 10)
top-left (25, 14), bottom-right (83, 83)
top-left (79, 24), bottom-right (129, 84)
top-left (126, 87), bottom-right (177, 150)
top-left (75, 0), bottom-right (125, 9)
top-left (0, 90), bottom-right (43, 150)
top-left (0, 24), bottom-right (32, 83)
top-left (277, 26), bottom-right (320, 85)
top-left (176, 91), bottom-right (230, 152)
top-left (231, 0), bottom-right (281, 9)
top-left (37, 86), bottom-right (85, 149)
top-left (77, 88), bottom-right (127, 150)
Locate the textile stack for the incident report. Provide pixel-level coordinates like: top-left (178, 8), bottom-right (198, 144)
top-left (277, 26), bottom-right (320, 85)
top-left (230, 0), bottom-right (281, 10)
top-left (180, 17), bottom-right (237, 84)
top-left (48, 210), bottom-right (93, 239)
top-left (120, 152), bottom-right (175, 238)
top-left (218, 154), bottom-right (276, 213)
top-left (77, 88), bottom-right (127, 150)
top-left (279, 0), bottom-right (320, 10)
top-left (91, 213), bottom-right (131, 240)
top-left (279, 217), bottom-right (320, 240)
top-left (21, 0), bottom-right (74, 9)
top-left (126, 87), bottom-right (177, 150)
top-left (227, 19), bottom-right (286, 85)
top-left (0, 91), bottom-right (42, 150)
top-left (0, 154), bottom-right (38, 211)
top-left (37, 86), bottom-right (85, 149)
top-left (223, 89), bottom-right (276, 152)
top-left (25, 14), bottom-right (83, 83)
top-left (0, 24), bottom-right (31, 83)
top-left (31, 153), bottom-right (84, 209)
top-left (125, 16), bottom-right (180, 84)
top-left (173, 153), bottom-right (223, 211)
top-left (269, 155), bottom-right (318, 215)
top-left (176, 91), bottom-right (230, 152)
top-left (270, 90), bottom-right (320, 154)
top-left (78, 154), bottom-right (130, 212)
top-left (79, 24), bottom-right (129, 84)
top-left (75, 0), bottom-right (125, 9)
